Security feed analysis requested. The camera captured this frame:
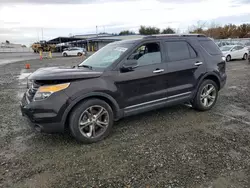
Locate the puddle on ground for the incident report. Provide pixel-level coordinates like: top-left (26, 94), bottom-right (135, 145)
top-left (18, 73), bottom-right (31, 80)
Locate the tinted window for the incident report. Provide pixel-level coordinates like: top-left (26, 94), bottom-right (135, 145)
top-left (199, 40), bottom-right (221, 55)
top-left (165, 41), bottom-right (195, 61)
top-left (189, 45), bottom-right (197, 58)
top-left (237, 46), bottom-right (244, 50)
top-left (128, 43), bottom-right (161, 66)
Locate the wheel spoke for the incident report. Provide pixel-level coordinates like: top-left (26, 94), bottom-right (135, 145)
top-left (200, 94), bottom-right (206, 100)
top-left (203, 98), bottom-right (208, 107)
top-left (95, 107), bottom-right (105, 119)
top-left (86, 110), bottom-right (92, 118)
top-left (79, 120), bottom-right (92, 129)
top-left (207, 86), bottom-right (215, 95)
top-left (96, 120), bottom-right (108, 128)
top-left (208, 95), bottom-right (215, 100)
top-left (91, 125), bottom-right (96, 137)
top-left (203, 85), bottom-right (208, 93)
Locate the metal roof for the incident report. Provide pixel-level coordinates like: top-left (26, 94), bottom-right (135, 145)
top-left (47, 37), bottom-right (83, 44)
top-left (48, 34), bottom-right (145, 44)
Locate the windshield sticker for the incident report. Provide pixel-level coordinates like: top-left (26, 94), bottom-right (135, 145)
top-left (114, 47), bottom-right (128, 52)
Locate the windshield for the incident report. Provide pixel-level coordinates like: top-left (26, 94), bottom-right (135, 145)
top-left (78, 43), bottom-right (132, 69)
top-left (220, 46), bottom-right (232, 51)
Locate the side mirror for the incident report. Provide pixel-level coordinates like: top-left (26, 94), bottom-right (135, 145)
top-left (120, 60), bottom-right (138, 72)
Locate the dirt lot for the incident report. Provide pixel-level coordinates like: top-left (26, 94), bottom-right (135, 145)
top-left (1, 56), bottom-right (250, 188)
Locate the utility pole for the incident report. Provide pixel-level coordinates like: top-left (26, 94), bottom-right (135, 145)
top-left (96, 26), bottom-right (98, 36)
top-left (42, 28), bottom-right (44, 40)
top-left (37, 29), bottom-right (40, 41)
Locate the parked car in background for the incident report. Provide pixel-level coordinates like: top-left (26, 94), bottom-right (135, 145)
top-left (220, 45), bottom-right (248, 62)
top-left (244, 42), bottom-right (250, 50)
top-left (215, 41), bottom-right (231, 47)
top-left (62, 47), bottom-right (87, 57)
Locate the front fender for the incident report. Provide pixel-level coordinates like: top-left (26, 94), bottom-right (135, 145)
top-left (61, 92), bottom-right (121, 126)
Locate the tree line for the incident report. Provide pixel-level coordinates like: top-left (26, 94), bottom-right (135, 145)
top-left (118, 24), bottom-right (250, 39)
top-left (119, 26), bottom-right (175, 35)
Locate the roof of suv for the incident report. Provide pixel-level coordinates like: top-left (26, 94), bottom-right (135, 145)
top-left (113, 34), bottom-right (208, 45)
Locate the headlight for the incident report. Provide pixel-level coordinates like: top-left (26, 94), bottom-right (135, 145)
top-left (222, 56), bottom-right (226, 61)
top-left (34, 83), bottom-right (70, 101)
top-left (27, 79), bottom-right (33, 89)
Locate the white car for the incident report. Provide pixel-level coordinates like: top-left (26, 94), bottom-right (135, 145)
top-left (62, 47), bottom-right (86, 57)
top-left (220, 45), bottom-right (248, 62)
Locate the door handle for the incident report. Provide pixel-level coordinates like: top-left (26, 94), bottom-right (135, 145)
top-left (153, 69), bottom-right (164, 73)
top-left (194, 61), bottom-right (203, 66)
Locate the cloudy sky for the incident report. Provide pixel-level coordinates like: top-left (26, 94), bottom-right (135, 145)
top-left (0, 0), bottom-right (250, 45)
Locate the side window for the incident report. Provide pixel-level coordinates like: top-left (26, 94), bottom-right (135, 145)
top-left (237, 46), bottom-right (243, 50)
top-left (232, 46), bottom-right (238, 51)
top-left (128, 42), bottom-right (161, 66)
top-left (199, 40), bottom-right (221, 55)
top-left (188, 45), bottom-right (197, 58)
top-left (165, 41), bottom-right (195, 61)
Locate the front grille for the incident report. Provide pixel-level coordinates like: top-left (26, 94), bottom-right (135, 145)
top-left (26, 81), bottom-right (40, 101)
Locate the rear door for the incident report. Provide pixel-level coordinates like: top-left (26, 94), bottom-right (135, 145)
top-left (230, 46), bottom-right (239, 59)
top-left (164, 39), bottom-right (206, 98)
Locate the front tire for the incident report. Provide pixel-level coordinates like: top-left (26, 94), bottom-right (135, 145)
top-left (77, 52), bottom-right (82, 56)
top-left (69, 99), bottom-right (114, 144)
top-left (226, 55), bottom-right (231, 62)
top-left (192, 79), bottom-right (218, 111)
top-left (63, 53), bottom-right (68, 57)
top-left (243, 53), bottom-right (248, 60)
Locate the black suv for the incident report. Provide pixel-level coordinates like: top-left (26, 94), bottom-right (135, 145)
top-left (21, 34), bottom-right (227, 143)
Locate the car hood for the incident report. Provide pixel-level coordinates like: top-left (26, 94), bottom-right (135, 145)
top-left (222, 51), bottom-right (230, 54)
top-left (28, 66), bottom-right (103, 80)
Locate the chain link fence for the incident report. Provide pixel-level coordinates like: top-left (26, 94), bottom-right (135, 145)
top-left (0, 47), bottom-right (33, 53)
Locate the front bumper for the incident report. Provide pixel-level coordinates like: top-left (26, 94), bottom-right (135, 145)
top-left (220, 74), bottom-right (227, 89)
top-left (20, 91), bottom-right (69, 133)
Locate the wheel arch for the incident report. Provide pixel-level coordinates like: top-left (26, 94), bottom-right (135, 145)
top-left (195, 73), bottom-right (221, 94)
top-left (62, 92), bottom-right (122, 129)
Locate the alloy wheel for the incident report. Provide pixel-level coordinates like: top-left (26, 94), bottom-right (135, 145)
top-left (200, 84), bottom-right (216, 108)
top-left (78, 105), bottom-right (109, 138)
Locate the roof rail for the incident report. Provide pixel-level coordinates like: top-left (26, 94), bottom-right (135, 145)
top-left (143, 34), bottom-right (206, 38)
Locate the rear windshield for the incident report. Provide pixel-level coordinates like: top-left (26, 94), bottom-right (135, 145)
top-left (199, 40), bottom-right (222, 55)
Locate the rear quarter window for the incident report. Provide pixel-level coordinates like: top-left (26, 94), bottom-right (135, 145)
top-left (199, 40), bottom-right (222, 55)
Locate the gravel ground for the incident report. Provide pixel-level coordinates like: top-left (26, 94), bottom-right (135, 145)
top-left (1, 57), bottom-right (250, 188)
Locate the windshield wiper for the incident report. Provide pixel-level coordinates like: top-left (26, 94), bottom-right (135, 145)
top-left (77, 64), bottom-right (93, 69)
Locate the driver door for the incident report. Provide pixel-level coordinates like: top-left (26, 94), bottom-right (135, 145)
top-left (114, 41), bottom-right (168, 113)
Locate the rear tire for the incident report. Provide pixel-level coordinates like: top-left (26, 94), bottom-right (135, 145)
top-left (226, 55), bottom-right (231, 62)
top-left (243, 53), bottom-right (248, 60)
top-left (69, 99), bottom-right (114, 144)
top-left (77, 52), bottom-right (82, 56)
top-left (63, 53), bottom-right (68, 57)
top-left (192, 79), bottom-right (218, 111)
